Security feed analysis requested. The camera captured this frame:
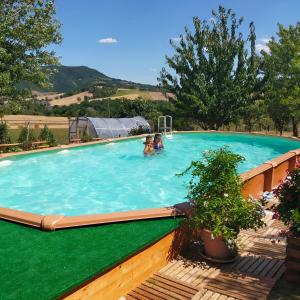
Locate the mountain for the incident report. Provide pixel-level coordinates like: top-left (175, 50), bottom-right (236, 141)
top-left (19, 65), bottom-right (157, 93)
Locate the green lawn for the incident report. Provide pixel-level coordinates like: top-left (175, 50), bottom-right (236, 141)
top-left (0, 218), bottom-right (181, 300)
top-left (8, 128), bottom-right (69, 145)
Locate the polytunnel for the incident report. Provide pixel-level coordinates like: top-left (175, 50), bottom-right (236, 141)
top-left (69, 116), bottom-right (151, 141)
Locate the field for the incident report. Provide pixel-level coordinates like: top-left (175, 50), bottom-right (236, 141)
top-left (34, 89), bottom-right (171, 107)
top-left (97, 89), bottom-right (172, 101)
top-left (8, 128), bottom-right (69, 145)
top-left (49, 91), bottom-right (93, 106)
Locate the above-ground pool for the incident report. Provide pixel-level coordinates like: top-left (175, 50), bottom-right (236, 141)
top-left (1, 133), bottom-right (299, 216)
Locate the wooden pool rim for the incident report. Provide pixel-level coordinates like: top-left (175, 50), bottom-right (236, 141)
top-left (0, 131), bottom-right (299, 231)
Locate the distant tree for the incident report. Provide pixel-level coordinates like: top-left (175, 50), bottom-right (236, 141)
top-left (92, 86), bottom-right (117, 98)
top-left (262, 23), bottom-right (300, 137)
top-left (159, 6), bottom-right (259, 130)
top-left (0, 0), bottom-right (61, 100)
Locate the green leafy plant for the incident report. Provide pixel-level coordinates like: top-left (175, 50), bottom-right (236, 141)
top-left (0, 122), bottom-right (11, 144)
top-left (129, 125), bottom-right (150, 136)
top-left (273, 164), bottom-right (300, 237)
top-left (179, 147), bottom-right (265, 246)
top-left (81, 126), bottom-right (93, 143)
top-left (18, 126), bottom-right (36, 150)
top-left (39, 125), bottom-right (57, 147)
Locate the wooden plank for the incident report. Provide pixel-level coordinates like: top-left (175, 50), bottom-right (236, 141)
top-left (153, 274), bottom-right (199, 293)
top-left (147, 278), bottom-right (195, 298)
top-left (209, 274), bottom-right (270, 295)
top-left (134, 286), bottom-right (164, 300)
top-left (164, 261), bottom-right (184, 276)
top-left (138, 283), bottom-right (180, 300)
top-left (160, 261), bottom-right (177, 274)
top-left (259, 259), bottom-right (279, 278)
top-left (267, 260), bottom-right (285, 279)
top-left (205, 283), bottom-right (259, 300)
top-left (143, 280), bottom-right (190, 300)
top-left (251, 258), bottom-right (272, 276)
top-left (128, 290), bottom-right (151, 300)
top-left (247, 257), bottom-right (265, 274)
top-left (200, 290), bottom-right (214, 300)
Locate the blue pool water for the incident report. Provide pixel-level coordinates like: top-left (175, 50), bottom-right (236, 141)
top-left (0, 133), bottom-right (299, 216)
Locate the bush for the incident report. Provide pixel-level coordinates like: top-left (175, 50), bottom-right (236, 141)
top-left (81, 127), bottom-right (93, 143)
top-left (18, 126), bottom-right (36, 150)
top-left (273, 164), bottom-right (300, 237)
top-left (179, 147), bottom-right (265, 246)
top-left (0, 122), bottom-right (11, 144)
top-left (129, 125), bottom-right (150, 136)
top-left (39, 125), bottom-right (57, 147)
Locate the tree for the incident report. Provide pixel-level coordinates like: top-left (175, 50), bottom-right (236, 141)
top-left (39, 125), bottom-right (56, 146)
top-left (262, 23), bottom-right (300, 137)
top-left (0, 0), bottom-right (61, 99)
top-left (159, 6), bottom-right (259, 130)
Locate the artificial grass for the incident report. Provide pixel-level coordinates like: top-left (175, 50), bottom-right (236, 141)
top-left (0, 217), bottom-right (181, 300)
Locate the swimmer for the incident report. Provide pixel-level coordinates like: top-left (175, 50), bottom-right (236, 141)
top-left (153, 133), bottom-right (164, 151)
top-left (143, 135), bottom-right (154, 155)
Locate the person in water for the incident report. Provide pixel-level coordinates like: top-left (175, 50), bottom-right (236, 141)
top-left (143, 135), bottom-right (154, 155)
top-left (153, 133), bottom-right (164, 151)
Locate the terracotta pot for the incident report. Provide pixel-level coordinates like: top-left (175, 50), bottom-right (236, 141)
top-left (201, 229), bottom-right (232, 260)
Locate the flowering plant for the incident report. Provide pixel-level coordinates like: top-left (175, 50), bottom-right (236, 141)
top-left (179, 147), bottom-right (265, 245)
top-left (273, 162), bottom-right (300, 237)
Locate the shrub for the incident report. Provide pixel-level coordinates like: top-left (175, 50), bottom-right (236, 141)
top-left (81, 127), bottom-right (93, 143)
top-left (273, 164), bottom-right (300, 237)
top-left (0, 122), bottom-right (11, 144)
top-left (129, 125), bottom-right (150, 136)
top-left (18, 126), bottom-right (36, 150)
top-left (179, 147), bottom-right (265, 246)
top-left (39, 125), bottom-right (57, 147)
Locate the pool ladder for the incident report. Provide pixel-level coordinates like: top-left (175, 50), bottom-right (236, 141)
top-left (158, 116), bottom-right (173, 137)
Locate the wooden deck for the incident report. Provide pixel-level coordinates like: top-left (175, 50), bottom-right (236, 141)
top-left (125, 210), bottom-right (288, 300)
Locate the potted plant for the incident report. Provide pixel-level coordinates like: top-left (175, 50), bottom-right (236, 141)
top-left (272, 162), bottom-right (300, 282)
top-left (179, 147), bottom-right (265, 261)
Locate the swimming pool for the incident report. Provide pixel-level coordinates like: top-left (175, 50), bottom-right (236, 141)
top-left (0, 133), bottom-right (299, 216)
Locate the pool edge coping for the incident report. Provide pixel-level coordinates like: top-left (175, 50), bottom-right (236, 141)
top-left (1, 131), bottom-right (300, 231)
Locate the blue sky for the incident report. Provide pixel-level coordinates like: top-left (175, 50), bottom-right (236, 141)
top-left (51, 0), bottom-right (300, 85)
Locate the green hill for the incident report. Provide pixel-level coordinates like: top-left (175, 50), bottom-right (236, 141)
top-left (19, 65), bottom-right (157, 93)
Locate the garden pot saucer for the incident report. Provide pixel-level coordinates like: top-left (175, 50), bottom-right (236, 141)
top-left (199, 249), bottom-right (237, 264)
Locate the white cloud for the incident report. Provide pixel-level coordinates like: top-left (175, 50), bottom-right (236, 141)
top-left (98, 37), bottom-right (118, 44)
top-left (256, 37), bottom-right (270, 54)
top-left (171, 37), bottom-right (181, 42)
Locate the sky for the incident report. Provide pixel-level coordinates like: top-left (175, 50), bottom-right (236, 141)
top-left (51, 0), bottom-right (300, 85)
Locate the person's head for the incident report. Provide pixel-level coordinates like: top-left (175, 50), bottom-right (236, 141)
top-left (154, 133), bottom-right (162, 144)
top-left (144, 135), bottom-right (153, 145)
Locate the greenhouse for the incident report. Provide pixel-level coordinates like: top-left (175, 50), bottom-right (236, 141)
top-left (69, 116), bottom-right (151, 140)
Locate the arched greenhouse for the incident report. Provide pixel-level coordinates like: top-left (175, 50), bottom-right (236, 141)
top-left (69, 116), bottom-right (151, 141)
